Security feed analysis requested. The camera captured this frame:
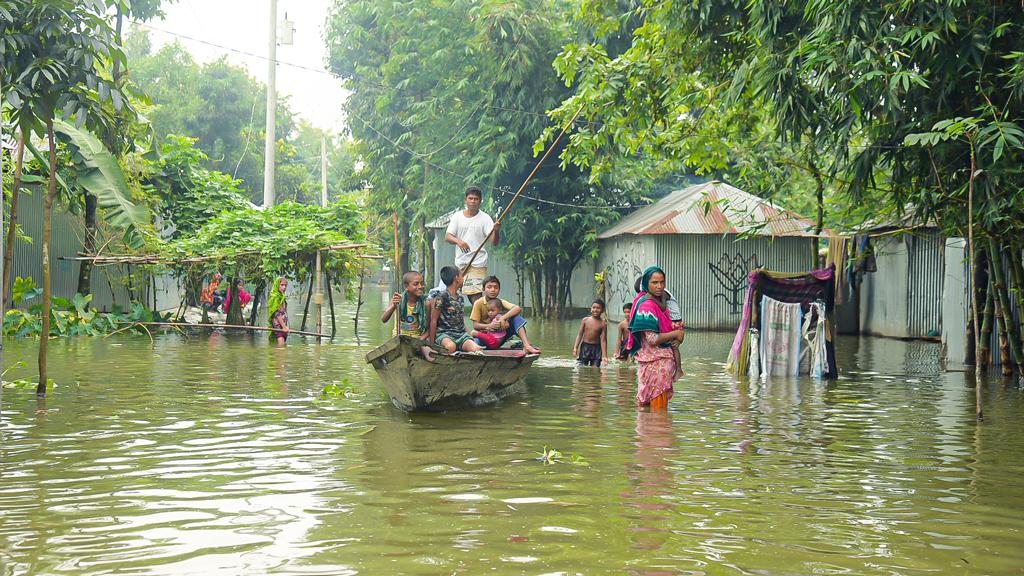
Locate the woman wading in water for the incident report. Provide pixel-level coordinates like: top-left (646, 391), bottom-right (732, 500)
top-left (626, 266), bottom-right (685, 409)
top-left (268, 277), bottom-right (289, 346)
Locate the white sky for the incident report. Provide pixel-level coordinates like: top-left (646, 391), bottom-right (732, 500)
top-left (135, 0), bottom-right (349, 131)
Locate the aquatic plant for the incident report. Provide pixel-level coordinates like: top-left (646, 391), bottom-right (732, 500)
top-left (3, 277), bottom-right (163, 338)
top-left (535, 446), bottom-right (589, 467)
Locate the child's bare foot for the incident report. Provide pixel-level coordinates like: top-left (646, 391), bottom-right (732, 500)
top-left (420, 346), bottom-right (435, 363)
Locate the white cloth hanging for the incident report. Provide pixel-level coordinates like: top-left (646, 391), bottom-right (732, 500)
top-left (801, 301), bottom-right (828, 379)
top-left (759, 296), bottom-right (804, 378)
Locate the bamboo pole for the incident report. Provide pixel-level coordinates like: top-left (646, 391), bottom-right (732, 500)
top-left (968, 145), bottom-right (983, 420)
top-left (1008, 240), bottom-right (1024, 363)
top-left (115, 321), bottom-right (327, 338)
top-left (980, 270), bottom-right (994, 368)
top-left (459, 104), bottom-right (586, 275)
top-left (393, 212), bottom-right (401, 336)
top-left (988, 237), bottom-right (1022, 372)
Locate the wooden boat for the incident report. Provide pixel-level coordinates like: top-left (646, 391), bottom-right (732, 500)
top-left (365, 335), bottom-right (539, 411)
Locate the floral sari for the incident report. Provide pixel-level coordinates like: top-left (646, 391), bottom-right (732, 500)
top-left (627, 266), bottom-right (677, 406)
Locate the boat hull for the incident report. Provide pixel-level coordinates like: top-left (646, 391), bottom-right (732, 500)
top-left (365, 336), bottom-right (538, 411)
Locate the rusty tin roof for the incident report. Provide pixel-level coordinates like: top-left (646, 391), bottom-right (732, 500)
top-left (597, 181), bottom-right (819, 239)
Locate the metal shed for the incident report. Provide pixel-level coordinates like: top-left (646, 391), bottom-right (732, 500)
top-left (859, 229), bottom-right (945, 339)
top-left (596, 181), bottom-right (819, 329)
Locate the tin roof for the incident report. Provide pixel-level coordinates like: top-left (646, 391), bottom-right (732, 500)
top-left (597, 181), bottom-right (819, 239)
top-left (426, 209), bottom-right (459, 229)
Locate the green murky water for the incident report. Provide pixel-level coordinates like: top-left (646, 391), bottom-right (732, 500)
top-left (2, 289), bottom-right (1023, 575)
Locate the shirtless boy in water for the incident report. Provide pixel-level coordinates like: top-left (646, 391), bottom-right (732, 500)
top-left (616, 302), bottom-right (632, 362)
top-left (573, 299), bottom-right (608, 366)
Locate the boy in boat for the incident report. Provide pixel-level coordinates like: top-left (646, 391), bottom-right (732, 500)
top-left (445, 186), bottom-right (499, 305)
top-left (616, 302), bottom-right (632, 362)
top-left (470, 298), bottom-right (507, 349)
top-left (468, 275), bottom-right (541, 354)
top-left (429, 266), bottom-right (484, 353)
top-left (573, 298), bottom-right (608, 366)
top-left (382, 271), bottom-right (435, 361)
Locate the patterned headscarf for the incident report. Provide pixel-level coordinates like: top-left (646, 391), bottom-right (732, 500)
top-left (626, 266), bottom-right (672, 354)
top-left (267, 277), bottom-right (287, 323)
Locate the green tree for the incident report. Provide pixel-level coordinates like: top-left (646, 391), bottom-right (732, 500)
top-left (326, 0), bottom-right (642, 315)
top-left (2, 0), bottom-right (132, 394)
top-left (124, 31), bottom-right (297, 203)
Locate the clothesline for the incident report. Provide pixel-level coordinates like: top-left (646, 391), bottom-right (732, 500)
top-left (58, 244), bottom-right (372, 266)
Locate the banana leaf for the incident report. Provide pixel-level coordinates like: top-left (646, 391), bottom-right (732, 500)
top-left (52, 119), bottom-right (149, 248)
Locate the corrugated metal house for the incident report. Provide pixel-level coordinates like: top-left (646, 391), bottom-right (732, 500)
top-left (596, 181), bottom-right (819, 329)
top-left (8, 186), bottom-right (181, 312)
top-left (859, 229), bottom-right (945, 339)
top-left (426, 209), bottom-right (596, 311)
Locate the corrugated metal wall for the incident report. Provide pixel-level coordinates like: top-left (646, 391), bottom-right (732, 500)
top-left (9, 186), bottom-right (180, 312)
top-left (861, 232), bottom-right (945, 339)
top-left (941, 237), bottom-right (1023, 369)
top-left (907, 232), bottom-right (945, 337)
top-left (599, 234), bottom-right (815, 329)
top-left (430, 231), bottom-right (595, 311)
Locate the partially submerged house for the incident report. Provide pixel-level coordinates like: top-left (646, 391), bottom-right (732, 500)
top-left (596, 181), bottom-right (820, 329)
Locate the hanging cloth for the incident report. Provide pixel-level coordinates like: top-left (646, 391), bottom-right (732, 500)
top-left (801, 301), bottom-right (829, 379)
top-left (759, 296), bottom-right (804, 378)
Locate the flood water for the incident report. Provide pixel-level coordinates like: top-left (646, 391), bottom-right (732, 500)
top-left (2, 289), bottom-right (1023, 575)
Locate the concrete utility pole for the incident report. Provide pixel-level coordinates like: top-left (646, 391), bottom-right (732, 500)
top-left (263, 0), bottom-right (278, 208)
top-left (314, 135), bottom-right (327, 341)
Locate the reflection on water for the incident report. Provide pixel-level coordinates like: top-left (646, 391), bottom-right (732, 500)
top-left (2, 289), bottom-right (1024, 575)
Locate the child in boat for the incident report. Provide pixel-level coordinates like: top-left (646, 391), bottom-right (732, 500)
top-left (616, 302), bottom-right (632, 361)
top-left (429, 266), bottom-right (484, 353)
top-left (382, 271), bottom-right (435, 361)
top-left (470, 298), bottom-right (507, 349)
top-left (469, 275), bottom-right (541, 354)
top-left (382, 271), bottom-right (429, 337)
top-left (573, 298), bottom-right (608, 366)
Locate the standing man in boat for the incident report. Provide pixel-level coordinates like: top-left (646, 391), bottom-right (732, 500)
top-left (445, 186), bottom-right (499, 305)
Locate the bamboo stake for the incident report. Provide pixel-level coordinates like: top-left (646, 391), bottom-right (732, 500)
top-left (393, 212), bottom-right (401, 336)
top-left (968, 144), bottom-right (983, 420)
top-left (115, 321), bottom-right (328, 338)
top-left (988, 237), bottom-right (1022, 372)
top-left (459, 104), bottom-right (586, 276)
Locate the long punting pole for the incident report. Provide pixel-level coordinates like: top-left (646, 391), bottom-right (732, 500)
top-left (116, 321), bottom-right (327, 338)
top-left (459, 104), bottom-right (585, 276)
top-left (393, 212), bottom-right (401, 336)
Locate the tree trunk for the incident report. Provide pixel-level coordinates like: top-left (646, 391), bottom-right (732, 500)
top-left (3, 131), bottom-right (25, 310)
top-left (980, 271), bottom-right (994, 368)
top-left (326, 270), bottom-right (336, 337)
top-left (988, 237), bottom-right (1023, 371)
top-left (300, 271), bottom-right (314, 331)
top-left (993, 290), bottom-right (1012, 376)
top-left (226, 276), bottom-right (245, 325)
top-left (1008, 240), bottom-right (1024, 359)
top-left (530, 266), bottom-right (543, 319)
top-left (810, 157), bottom-right (825, 268)
top-left (248, 280), bottom-right (266, 326)
top-left (426, 231), bottom-right (436, 287)
top-left (353, 264), bottom-right (365, 336)
top-left (967, 147), bottom-right (983, 420)
top-left (76, 193), bottom-right (98, 295)
top-left (38, 120), bottom-right (58, 396)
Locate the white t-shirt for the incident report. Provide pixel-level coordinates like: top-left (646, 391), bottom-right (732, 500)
top-left (446, 209), bottom-right (494, 268)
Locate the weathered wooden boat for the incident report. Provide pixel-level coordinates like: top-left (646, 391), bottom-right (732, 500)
top-left (365, 335), bottom-right (539, 411)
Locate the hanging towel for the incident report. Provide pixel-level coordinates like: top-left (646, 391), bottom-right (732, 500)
top-left (801, 301), bottom-right (828, 379)
top-left (760, 296), bottom-right (804, 378)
